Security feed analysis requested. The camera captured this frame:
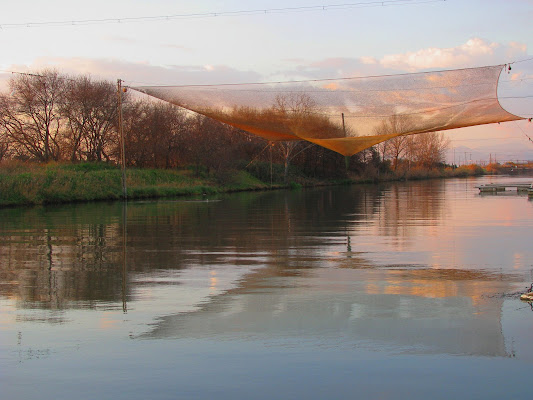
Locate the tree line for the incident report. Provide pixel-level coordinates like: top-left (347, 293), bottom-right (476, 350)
top-left (0, 70), bottom-right (449, 179)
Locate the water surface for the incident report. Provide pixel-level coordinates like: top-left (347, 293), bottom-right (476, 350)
top-left (1, 176), bottom-right (532, 399)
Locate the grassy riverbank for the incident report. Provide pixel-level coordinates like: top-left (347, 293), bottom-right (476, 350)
top-left (0, 161), bottom-right (487, 207)
top-left (0, 162), bottom-right (277, 207)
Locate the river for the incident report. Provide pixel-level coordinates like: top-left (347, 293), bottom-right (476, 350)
top-left (1, 175), bottom-right (532, 399)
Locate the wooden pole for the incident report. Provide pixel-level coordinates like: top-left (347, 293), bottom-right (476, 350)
top-left (342, 113), bottom-right (349, 172)
top-left (270, 142), bottom-right (273, 188)
top-left (117, 79), bottom-right (127, 199)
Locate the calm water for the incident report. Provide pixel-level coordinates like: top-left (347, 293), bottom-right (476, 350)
top-left (1, 176), bottom-right (532, 399)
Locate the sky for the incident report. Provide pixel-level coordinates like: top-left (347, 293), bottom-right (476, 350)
top-left (1, 0), bottom-right (532, 162)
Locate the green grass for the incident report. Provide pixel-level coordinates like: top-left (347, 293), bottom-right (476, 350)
top-left (0, 162), bottom-right (274, 206)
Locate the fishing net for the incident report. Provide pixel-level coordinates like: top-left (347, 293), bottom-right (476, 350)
top-left (131, 65), bottom-right (523, 156)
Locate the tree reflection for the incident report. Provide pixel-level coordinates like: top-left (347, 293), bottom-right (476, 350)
top-left (0, 181), bottom-right (520, 320)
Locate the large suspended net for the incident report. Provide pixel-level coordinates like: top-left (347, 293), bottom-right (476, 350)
top-left (131, 65), bottom-right (523, 156)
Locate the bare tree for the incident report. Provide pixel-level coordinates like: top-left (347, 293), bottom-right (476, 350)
top-left (0, 95), bottom-right (11, 160)
top-left (122, 100), bottom-right (195, 169)
top-left (142, 102), bottom-right (189, 169)
top-left (121, 100), bottom-right (149, 167)
top-left (272, 93), bottom-right (318, 182)
top-left (375, 138), bottom-right (389, 165)
top-left (61, 76), bottom-right (118, 162)
top-left (184, 113), bottom-right (245, 176)
top-left (3, 70), bottom-right (65, 161)
top-left (406, 132), bottom-right (450, 168)
top-left (157, 103), bottom-right (189, 169)
top-left (374, 114), bottom-right (415, 170)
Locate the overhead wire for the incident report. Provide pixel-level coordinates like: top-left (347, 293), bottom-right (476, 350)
top-left (126, 79), bottom-right (532, 95)
top-left (513, 121), bottom-right (533, 145)
top-left (0, 70), bottom-right (85, 83)
top-left (3, 58), bottom-right (532, 94)
top-left (510, 56), bottom-right (533, 66)
top-left (0, 0), bottom-right (446, 29)
top-left (3, 65), bottom-right (531, 98)
top-left (128, 64), bottom-right (508, 89)
top-left (448, 136), bottom-right (526, 142)
top-left (127, 58), bottom-right (533, 89)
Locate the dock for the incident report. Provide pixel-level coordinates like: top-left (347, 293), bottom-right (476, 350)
top-left (476, 182), bottom-right (533, 198)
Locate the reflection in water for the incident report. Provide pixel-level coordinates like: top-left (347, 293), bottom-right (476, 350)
top-left (122, 202), bottom-right (128, 313)
top-left (0, 203), bottom-right (124, 313)
top-left (143, 265), bottom-right (516, 357)
top-left (0, 177), bottom-right (532, 386)
top-left (1, 187), bottom-right (388, 309)
top-left (373, 180), bottom-right (447, 240)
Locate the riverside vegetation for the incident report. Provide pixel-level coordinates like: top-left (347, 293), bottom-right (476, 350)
top-left (0, 160), bottom-right (491, 207)
top-left (0, 69), bottom-right (502, 206)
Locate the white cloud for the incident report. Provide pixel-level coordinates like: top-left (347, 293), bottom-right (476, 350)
top-left (380, 38), bottom-right (527, 71)
top-left (271, 38), bottom-right (531, 87)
